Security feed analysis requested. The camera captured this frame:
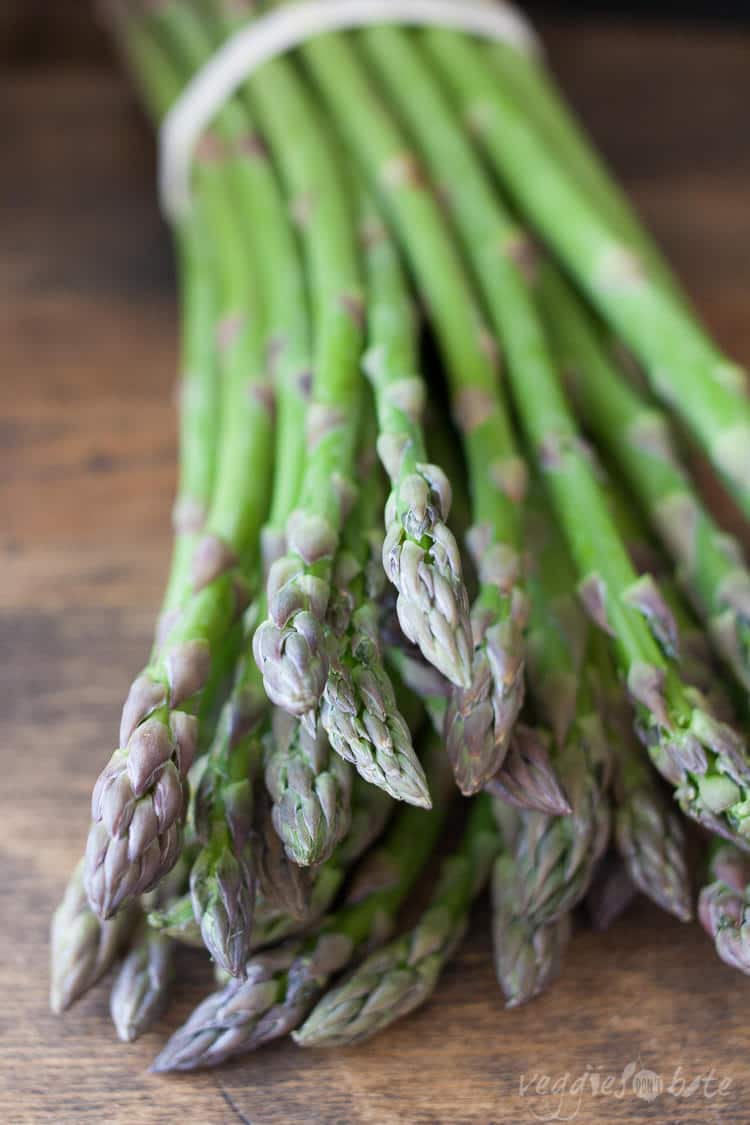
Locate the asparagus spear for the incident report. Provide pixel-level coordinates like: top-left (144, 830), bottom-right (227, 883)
top-left (699, 843), bottom-right (750, 975)
top-left (86, 7), bottom-right (275, 919)
top-left (194, 4), bottom-right (366, 725)
top-left (50, 860), bottom-right (138, 1014)
top-left (485, 724), bottom-right (572, 819)
top-left (264, 707), bottom-right (353, 867)
top-left (152, 772), bottom-right (393, 952)
top-left (293, 794), bottom-right (499, 1047)
top-left (490, 501), bottom-right (611, 1007)
top-left (483, 39), bottom-right (679, 294)
top-left (422, 29), bottom-right (750, 517)
top-left (358, 188), bottom-right (473, 694)
top-left (249, 774), bottom-right (393, 952)
top-left (186, 638), bottom-right (265, 975)
top-left (105, 0), bottom-right (220, 650)
top-left (493, 903), bottom-right (573, 1010)
top-left (536, 263), bottom-right (750, 698)
top-left (592, 634), bottom-right (692, 922)
top-left (585, 852), bottom-right (638, 933)
top-left (110, 919), bottom-right (175, 1043)
top-left (295, 21), bottom-right (528, 792)
top-left (167, 2), bottom-right (368, 931)
top-left (150, 735), bottom-right (451, 1071)
top-left (360, 25), bottom-right (750, 844)
top-left (604, 472), bottom-right (738, 721)
top-left (422, 396), bottom-right (569, 818)
top-left (320, 405), bottom-right (430, 808)
top-left (109, 861), bottom-right (187, 1042)
top-left (253, 787), bottom-right (312, 919)
top-left (148, 893), bottom-right (204, 949)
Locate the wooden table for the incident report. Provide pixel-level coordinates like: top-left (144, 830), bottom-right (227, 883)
top-left (3, 19), bottom-right (750, 1125)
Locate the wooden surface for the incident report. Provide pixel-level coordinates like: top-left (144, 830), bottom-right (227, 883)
top-left (3, 19), bottom-right (750, 1125)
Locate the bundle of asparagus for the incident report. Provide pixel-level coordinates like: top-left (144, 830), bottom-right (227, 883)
top-left (51, 0), bottom-right (750, 1068)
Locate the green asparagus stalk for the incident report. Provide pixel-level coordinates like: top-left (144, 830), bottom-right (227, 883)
top-left (196, 3), bottom-right (366, 724)
top-left (109, 861), bottom-right (187, 1042)
top-left (699, 843), bottom-right (750, 975)
top-left (387, 636), bottom-right (569, 817)
top-left (490, 502), bottom-right (611, 1007)
top-left (264, 707), bottom-right (353, 867)
top-left (423, 29), bottom-right (750, 517)
top-left (320, 409), bottom-right (430, 808)
top-left (151, 772), bottom-right (392, 952)
top-left (105, 0), bottom-right (220, 650)
top-left (485, 724), bottom-right (572, 818)
top-left (358, 189), bottom-right (473, 693)
top-left (493, 903), bottom-right (573, 1009)
top-left (150, 735), bottom-right (451, 1071)
top-left (585, 851), bottom-right (638, 932)
top-left (293, 794), bottom-right (499, 1047)
top-left (555, 472), bottom-right (750, 849)
top-left (591, 634), bottom-right (692, 922)
top-left (536, 263), bottom-right (750, 697)
top-left (148, 893), bottom-right (204, 949)
top-left (50, 860), bottom-right (138, 1014)
top-left (188, 636), bottom-right (265, 976)
top-left (296, 22), bottom-right (528, 792)
top-left (253, 788), bottom-right (312, 919)
top-left (86, 6), bottom-right (274, 919)
top-left (483, 40), bottom-right (678, 294)
top-left (110, 919), bottom-right (175, 1043)
top-left (422, 396), bottom-right (569, 818)
top-left (156, 219), bottom-right (220, 644)
top-left (248, 775), bottom-right (392, 951)
top-left (606, 480), bottom-right (738, 724)
top-left (358, 25), bottom-right (750, 845)
top-left (154, 3), bottom-right (320, 972)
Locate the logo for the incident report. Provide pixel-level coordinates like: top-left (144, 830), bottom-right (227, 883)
top-left (518, 1057), bottom-right (732, 1120)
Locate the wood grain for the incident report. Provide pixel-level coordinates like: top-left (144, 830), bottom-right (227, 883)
top-left (2, 19), bottom-right (750, 1125)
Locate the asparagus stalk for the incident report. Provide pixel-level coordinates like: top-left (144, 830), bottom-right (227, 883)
top-left (50, 860), bottom-right (138, 1014)
top-left (196, 4), bottom-right (366, 724)
top-left (536, 263), bottom-right (750, 698)
top-left (585, 852), bottom-right (638, 933)
top-left (293, 794), bottom-right (499, 1047)
top-left (163, 2), bottom-right (368, 940)
top-left (110, 919), bottom-right (175, 1043)
top-left (358, 188), bottom-right (473, 693)
top-left (320, 407), bottom-right (430, 808)
top-left (359, 25), bottom-right (750, 844)
top-left (483, 40), bottom-right (679, 294)
top-left (490, 502), bottom-right (611, 1007)
top-left (422, 398), bottom-right (569, 818)
top-left (105, 0), bottom-right (220, 649)
top-left (296, 21), bottom-right (528, 792)
top-left (86, 7), bottom-right (275, 919)
top-left (485, 724), bottom-right (572, 819)
top-left (249, 774), bottom-right (393, 951)
top-left (264, 707), bottom-right (353, 867)
top-left (148, 893), bottom-right (204, 949)
top-left (109, 861), bottom-right (186, 1042)
top-left (591, 634), bottom-right (692, 922)
top-left (152, 772), bottom-right (393, 952)
top-left (156, 2), bottom-right (321, 970)
top-left (699, 843), bottom-right (750, 975)
top-left (156, 219), bottom-right (220, 643)
top-left (606, 480), bottom-right (738, 724)
top-left (493, 903), bottom-right (573, 1010)
top-left (422, 29), bottom-right (750, 517)
top-left (150, 735), bottom-right (451, 1071)
top-left (187, 637), bottom-right (265, 976)
top-left (253, 788), bottom-right (312, 919)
